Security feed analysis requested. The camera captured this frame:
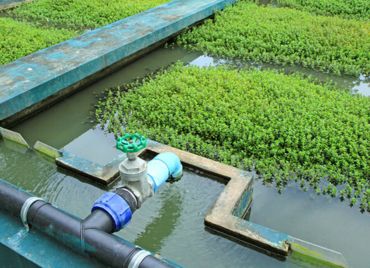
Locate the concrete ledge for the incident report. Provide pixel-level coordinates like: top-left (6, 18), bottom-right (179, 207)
top-left (56, 151), bottom-right (122, 185)
top-left (146, 141), bottom-right (290, 255)
top-left (0, 127), bottom-right (29, 147)
top-left (33, 140), bottom-right (61, 159)
top-left (54, 137), bottom-right (290, 254)
top-left (0, 0), bottom-right (236, 125)
top-left (150, 142), bottom-right (347, 266)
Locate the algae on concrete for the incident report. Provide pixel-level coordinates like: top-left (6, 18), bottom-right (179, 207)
top-left (290, 242), bottom-right (346, 268)
top-left (0, 127), bottom-right (29, 147)
top-left (33, 141), bottom-right (61, 159)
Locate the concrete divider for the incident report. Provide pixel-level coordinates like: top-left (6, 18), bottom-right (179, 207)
top-left (0, 0), bottom-right (236, 125)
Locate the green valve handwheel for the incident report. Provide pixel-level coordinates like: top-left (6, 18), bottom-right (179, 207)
top-left (116, 133), bottom-right (147, 153)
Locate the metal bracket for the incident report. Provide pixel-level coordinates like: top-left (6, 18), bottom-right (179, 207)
top-left (128, 249), bottom-right (151, 268)
top-left (20, 197), bottom-right (44, 231)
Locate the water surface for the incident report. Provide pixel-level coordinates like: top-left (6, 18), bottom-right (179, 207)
top-left (5, 45), bottom-right (369, 268)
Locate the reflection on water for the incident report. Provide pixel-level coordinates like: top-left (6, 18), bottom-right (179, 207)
top-left (352, 75), bottom-right (370, 96)
top-left (250, 180), bottom-right (370, 268)
top-left (134, 187), bottom-right (183, 252)
top-left (189, 55), bottom-right (370, 97)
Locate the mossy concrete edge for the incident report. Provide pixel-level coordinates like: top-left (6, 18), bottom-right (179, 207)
top-left (289, 242), bottom-right (346, 268)
top-left (56, 150), bottom-right (121, 185)
top-left (0, 127), bottom-right (29, 147)
top-left (33, 140), bottom-right (61, 159)
top-left (146, 141), bottom-right (290, 255)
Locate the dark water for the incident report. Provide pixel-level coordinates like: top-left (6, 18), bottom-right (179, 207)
top-left (0, 141), bottom-right (297, 268)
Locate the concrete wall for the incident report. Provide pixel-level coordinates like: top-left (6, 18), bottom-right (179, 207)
top-left (0, 0), bottom-right (236, 125)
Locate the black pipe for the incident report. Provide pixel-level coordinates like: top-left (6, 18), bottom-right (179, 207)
top-left (83, 210), bottom-right (115, 233)
top-left (0, 179), bottom-right (172, 268)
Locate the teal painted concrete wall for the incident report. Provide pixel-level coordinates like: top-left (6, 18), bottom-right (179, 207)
top-left (0, 0), bottom-right (236, 122)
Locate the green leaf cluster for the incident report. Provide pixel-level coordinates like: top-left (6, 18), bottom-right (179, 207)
top-left (277, 0), bottom-right (370, 20)
top-left (177, 2), bottom-right (370, 76)
top-left (0, 17), bottom-right (74, 65)
top-left (95, 64), bottom-right (370, 212)
top-left (9, 0), bottom-right (168, 30)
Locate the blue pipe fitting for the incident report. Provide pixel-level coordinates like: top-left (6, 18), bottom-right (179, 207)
top-left (147, 152), bottom-right (183, 192)
top-left (92, 192), bottom-right (132, 231)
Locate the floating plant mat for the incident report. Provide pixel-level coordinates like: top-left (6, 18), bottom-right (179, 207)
top-left (96, 64), bottom-right (370, 212)
top-left (177, 2), bottom-right (370, 76)
top-left (7, 0), bottom-right (169, 30)
top-left (0, 17), bottom-right (74, 65)
top-left (276, 0), bottom-right (370, 20)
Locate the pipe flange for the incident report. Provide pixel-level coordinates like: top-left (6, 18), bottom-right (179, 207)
top-left (20, 197), bottom-right (44, 231)
top-left (128, 249), bottom-right (151, 268)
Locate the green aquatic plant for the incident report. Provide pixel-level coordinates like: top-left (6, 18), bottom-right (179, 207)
top-left (277, 0), bottom-right (370, 20)
top-left (9, 0), bottom-right (168, 30)
top-left (0, 17), bottom-right (75, 65)
top-left (177, 2), bottom-right (370, 76)
top-left (95, 64), bottom-right (370, 211)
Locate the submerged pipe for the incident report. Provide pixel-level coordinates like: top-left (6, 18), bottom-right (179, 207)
top-left (0, 179), bottom-right (173, 268)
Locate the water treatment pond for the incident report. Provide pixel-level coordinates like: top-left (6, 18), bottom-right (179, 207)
top-left (4, 45), bottom-right (370, 267)
top-left (1, 135), bottom-right (370, 268)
